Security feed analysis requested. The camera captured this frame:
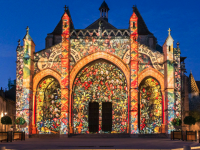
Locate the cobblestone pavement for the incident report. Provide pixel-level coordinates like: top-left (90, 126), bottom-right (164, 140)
top-left (0, 137), bottom-right (200, 150)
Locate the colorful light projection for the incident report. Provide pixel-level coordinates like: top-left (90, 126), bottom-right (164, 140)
top-left (36, 77), bottom-right (61, 134)
top-left (174, 46), bottom-right (181, 118)
top-left (70, 38), bottom-right (130, 70)
top-left (139, 77), bottom-right (162, 133)
top-left (34, 43), bottom-right (62, 75)
top-left (16, 43), bottom-right (24, 111)
top-left (138, 53), bottom-right (153, 73)
top-left (130, 10), bottom-right (138, 134)
top-left (60, 12), bottom-right (70, 134)
top-left (72, 60), bottom-right (128, 134)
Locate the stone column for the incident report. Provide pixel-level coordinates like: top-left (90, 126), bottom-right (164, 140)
top-left (129, 9), bottom-right (139, 134)
top-left (16, 27), bottom-right (35, 135)
top-left (60, 12), bottom-right (70, 134)
top-left (163, 28), bottom-right (175, 133)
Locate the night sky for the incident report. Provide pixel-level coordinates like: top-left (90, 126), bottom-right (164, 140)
top-left (0, 0), bottom-right (199, 89)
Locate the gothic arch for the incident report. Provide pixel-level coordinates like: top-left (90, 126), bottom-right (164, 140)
top-left (138, 67), bottom-right (164, 91)
top-left (33, 69), bottom-right (61, 92)
top-left (138, 67), bottom-right (165, 127)
top-left (32, 69), bottom-right (61, 133)
top-left (70, 52), bottom-right (130, 90)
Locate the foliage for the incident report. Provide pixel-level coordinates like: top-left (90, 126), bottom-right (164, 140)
top-left (184, 116), bottom-right (196, 126)
top-left (1, 116), bottom-right (12, 125)
top-left (15, 117), bottom-right (26, 125)
top-left (189, 111), bottom-right (200, 122)
top-left (171, 118), bottom-right (182, 126)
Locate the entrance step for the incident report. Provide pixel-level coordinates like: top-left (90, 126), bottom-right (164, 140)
top-left (138, 133), bottom-right (168, 138)
top-left (69, 133), bottom-right (130, 138)
top-left (30, 134), bottom-right (60, 138)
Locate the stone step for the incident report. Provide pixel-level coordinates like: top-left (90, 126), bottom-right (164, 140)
top-left (69, 133), bottom-right (130, 138)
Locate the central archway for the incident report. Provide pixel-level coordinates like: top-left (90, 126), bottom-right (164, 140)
top-left (72, 59), bottom-right (128, 134)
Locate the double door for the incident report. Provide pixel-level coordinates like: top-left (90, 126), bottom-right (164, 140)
top-left (89, 102), bottom-right (112, 133)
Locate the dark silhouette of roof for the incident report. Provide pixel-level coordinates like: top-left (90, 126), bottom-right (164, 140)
top-left (51, 7), bottom-right (74, 35)
top-left (196, 81), bottom-right (200, 91)
top-left (99, 1), bottom-right (110, 11)
top-left (5, 85), bottom-right (16, 101)
top-left (132, 6), bottom-right (153, 35)
top-left (85, 17), bottom-right (117, 29)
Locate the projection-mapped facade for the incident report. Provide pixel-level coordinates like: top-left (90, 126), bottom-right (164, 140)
top-left (16, 2), bottom-right (182, 135)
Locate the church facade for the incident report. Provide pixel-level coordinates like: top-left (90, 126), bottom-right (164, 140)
top-left (16, 2), bottom-right (182, 135)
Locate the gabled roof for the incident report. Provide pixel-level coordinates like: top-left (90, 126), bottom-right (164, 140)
top-left (99, 1), bottom-right (110, 11)
top-left (132, 6), bottom-right (153, 35)
top-left (85, 17), bottom-right (117, 29)
top-left (189, 72), bottom-right (199, 94)
top-left (51, 8), bottom-right (74, 35)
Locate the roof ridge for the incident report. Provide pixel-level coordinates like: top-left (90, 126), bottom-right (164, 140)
top-left (85, 18), bottom-right (117, 29)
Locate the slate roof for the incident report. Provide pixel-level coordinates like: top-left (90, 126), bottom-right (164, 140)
top-left (188, 72), bottom-right (199, 94)
top-left (132, 6), bottom-right (153, 35)
top-left (85, 17), bottom-right (117, 29)
top-left (51, 8), bottom-right (74, 35)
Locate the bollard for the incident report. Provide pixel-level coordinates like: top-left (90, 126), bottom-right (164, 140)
top-left (0, 147), bottom-right (5, 150)
top-left (183, 145), bottom-right (191, 150)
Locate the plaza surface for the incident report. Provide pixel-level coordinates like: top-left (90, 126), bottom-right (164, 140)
top-left (1, 137), bottom-right (200, 150)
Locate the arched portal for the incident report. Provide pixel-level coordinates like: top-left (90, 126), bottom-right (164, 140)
top-left (36, 76), bottom-right (61, 134)
top-left (139, 77), bottom-right (162, 134)
top-left (72, 59), bottom-right (128, 134)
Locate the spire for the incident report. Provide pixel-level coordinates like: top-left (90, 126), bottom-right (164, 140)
top-left (23, 26), bottom-right (32, 40)
top-left (99, 1), bottom-right (109, 21)
top-left (131, 5), bottom-right (152, 35)
top-left (189, 71), bottom-right (199, 95)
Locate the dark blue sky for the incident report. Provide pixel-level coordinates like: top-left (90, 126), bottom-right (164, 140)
top-left (0, 0), bottom-right (199, 89)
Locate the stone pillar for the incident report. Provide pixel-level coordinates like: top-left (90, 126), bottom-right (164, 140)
top-left (16, 27), bottom-right (35, 135)
top-left (163, 28), bottom-right (175, 133)
top-left (129, 8), bottom-right (139, 134)
top-left (174, 42), bottom-right (181, 119)
top-left (16, 40), bottom-right (24, 130)
top-left (60, 12), bottom-right (70, 134)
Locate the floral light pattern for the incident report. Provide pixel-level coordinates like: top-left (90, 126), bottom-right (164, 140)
top-left (36, 77), bottom-right (61, 134)
top-left (73, 60), bottom-right (128, 134)
top-left (139, 77), bottom-right (162, 134)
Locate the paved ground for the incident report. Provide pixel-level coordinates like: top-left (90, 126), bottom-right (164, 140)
top-left (1, 137), bottom-right (200, 150)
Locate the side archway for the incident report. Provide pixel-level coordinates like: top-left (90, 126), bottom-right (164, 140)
top-left (138, 68), bottom-right (165, 133)
top-left (32, 69), bottom-right (61, 134)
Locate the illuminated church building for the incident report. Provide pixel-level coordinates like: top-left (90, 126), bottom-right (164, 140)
top-left (16, 2), bottom-right (182, 136)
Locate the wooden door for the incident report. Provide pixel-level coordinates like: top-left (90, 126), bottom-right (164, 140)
top-left (89, 102), bottom-right (99, 133)
top-left (102, 102), bottom-right (112, 132)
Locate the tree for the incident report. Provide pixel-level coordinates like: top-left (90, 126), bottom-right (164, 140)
top-left (1, 116), bottom-right (12, 131)
top-left (184, 116), bottom-right (196, 130)
top-left (15, 117), bottom-right (26, 131)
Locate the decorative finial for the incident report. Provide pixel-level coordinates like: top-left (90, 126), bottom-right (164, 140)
top-left (18, 39), bottom-right (21, 46)
top-left (168, 28), bottom-right (171, 36)
top-left (26, 26), bottom-right (29, 34)
top-left (190, 70), bottom-right (192, 74)
top-left (64, 5), bottom-right (68, 11)
top-left (176, 42), bottom-right (179, 48)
